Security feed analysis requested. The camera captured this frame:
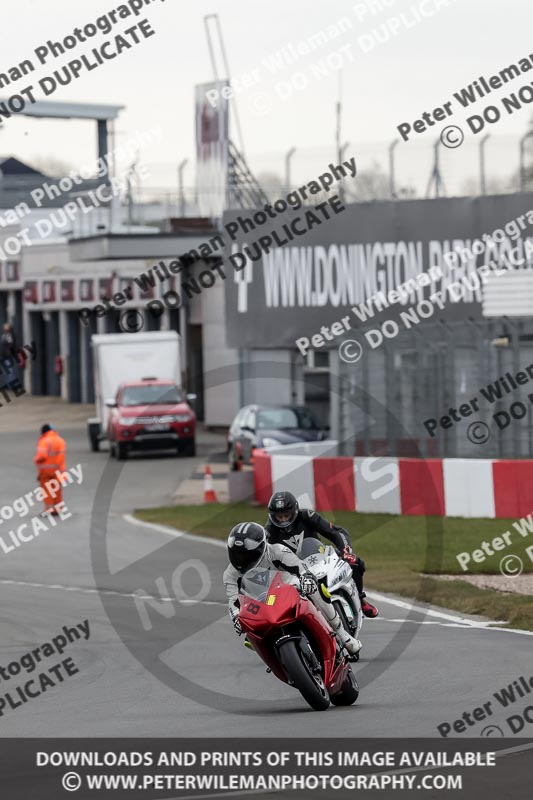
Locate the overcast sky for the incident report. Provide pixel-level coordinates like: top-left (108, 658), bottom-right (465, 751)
top-left (1, 0), bottom-right (532, 194)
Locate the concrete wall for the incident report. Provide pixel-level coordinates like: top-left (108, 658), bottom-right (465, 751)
top-left (201, 275), bottom-right (239, 427)
top-left (253, 450), bottom-right (533, 519)
top-left (242, 349), bottom-right (293, 406)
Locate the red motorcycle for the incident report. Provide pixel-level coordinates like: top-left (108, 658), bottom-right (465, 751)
top-left (238, 568), bottom-right (359, 711)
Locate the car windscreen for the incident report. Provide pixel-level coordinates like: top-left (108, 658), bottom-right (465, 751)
top-left (120, 385), bottom-right (183, 406)
top-left (256, 407), bottom-right (319, 430)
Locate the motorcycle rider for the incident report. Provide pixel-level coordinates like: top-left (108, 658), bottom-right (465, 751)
top-left (223, 521), bottom-right (362, 656)
top-left (265, 491), bottom-right (379, 618)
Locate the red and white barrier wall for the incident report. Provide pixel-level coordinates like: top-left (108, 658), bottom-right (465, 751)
top-left (253, 450), bottom-right (533, 519)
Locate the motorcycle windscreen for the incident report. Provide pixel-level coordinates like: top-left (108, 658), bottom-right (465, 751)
top-left (299, 538), bottom-right (326, 559)
top-left (240, 568), bottom-right (297, 602)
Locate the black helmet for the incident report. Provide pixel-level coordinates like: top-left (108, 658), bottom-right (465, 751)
top-left (268, 491), bottom-right (299, 529)
top-left (227, 522), bottom-right (266, 573)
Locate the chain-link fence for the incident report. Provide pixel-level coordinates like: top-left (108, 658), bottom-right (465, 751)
top-left (335, 317), bottom-right (533, 459)
top-left (126, 130), bottom-right (533, 218)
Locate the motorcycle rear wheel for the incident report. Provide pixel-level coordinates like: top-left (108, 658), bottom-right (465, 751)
top-left (278, 639), bottom-right (330, 711)
top-left (330, 667), bottom-right (359, 706)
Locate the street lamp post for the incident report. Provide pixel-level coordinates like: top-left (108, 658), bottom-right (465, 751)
top-left (425, 138), bottom-right (445, 198)
top-left (519, 131), bottom-right (533, 192)
top-left (338, 141), bottom-right (350, 202)
top-left (340, 141), bottom-right (350, 162)
top-left (285, 147), bottom-right (296, 194)
top-left (389, 139), bottom-right (399, 198)
top-left (479, 134), bottom-right (490, 195)
top-left (178, 158), bottom-right (188, 217)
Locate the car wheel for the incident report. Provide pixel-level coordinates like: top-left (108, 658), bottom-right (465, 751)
top-left (116, 443), bottom-right (128, 461)
top-left (228, 446), bottom-right (239, 471)
top-left (182, 439), bottom-right (196, 457)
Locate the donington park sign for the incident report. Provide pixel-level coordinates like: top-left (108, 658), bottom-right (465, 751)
top-left (223, 194), bottom-right (533, 349)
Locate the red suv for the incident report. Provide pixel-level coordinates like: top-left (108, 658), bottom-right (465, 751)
top-left (107, 379), bottom-right (196, 460)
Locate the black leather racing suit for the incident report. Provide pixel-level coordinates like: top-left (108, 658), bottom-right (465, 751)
top-left (265, 508), bottom-right (366, 595)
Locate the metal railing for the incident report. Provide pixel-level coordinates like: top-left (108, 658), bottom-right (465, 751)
top-left (335, 317), bottom-right (533, 459)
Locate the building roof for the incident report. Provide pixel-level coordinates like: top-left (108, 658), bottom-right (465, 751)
top-left (0, 100), bottom-right (125, 121)
top-left (0, 157), bottom-right (44, 176)
top-left (68, 232), bottom-right (221, 261)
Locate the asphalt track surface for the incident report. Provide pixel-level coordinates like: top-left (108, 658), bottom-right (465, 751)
top-left (1, 424), bottom-right (532, 739)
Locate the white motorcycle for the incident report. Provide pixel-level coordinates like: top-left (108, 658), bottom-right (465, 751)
top-left (299, 538), bottom-right (363, 660)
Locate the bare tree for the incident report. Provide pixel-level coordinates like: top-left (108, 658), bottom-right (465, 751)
top-left (460, 175), bottom-right (512, 196)
top-left (257, 171), bottom-right (284, 201)
top-left (345, 161), bottom-right (416, 202)
top-left (516, 111), bottom-right (533, 191)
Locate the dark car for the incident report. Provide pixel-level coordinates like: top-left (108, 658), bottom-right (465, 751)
top-left (107, 379), bottom-right (196, 460)
top-left (227, 404), bottom-right (327, 470)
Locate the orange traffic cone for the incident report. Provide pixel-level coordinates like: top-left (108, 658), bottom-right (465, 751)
top-left (203, 465), bottom-right (218, 503)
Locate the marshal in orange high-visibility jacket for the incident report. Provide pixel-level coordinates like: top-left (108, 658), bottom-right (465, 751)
top-left (33, 424), bottom-right (67, 515)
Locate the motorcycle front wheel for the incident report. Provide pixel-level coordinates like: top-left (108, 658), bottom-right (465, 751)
top-left (278, 639), bottom-right (330, 711)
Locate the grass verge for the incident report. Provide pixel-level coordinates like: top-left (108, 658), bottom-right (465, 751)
top-left (135, 504), bottom-right (533, 631)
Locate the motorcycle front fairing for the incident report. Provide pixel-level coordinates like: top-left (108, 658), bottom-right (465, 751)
top-left (300, 539), bottom-right (351, 590)
top-left (238, 569), bottom-right (338, 686)
top-left (300, 539), bottom-right (363, 640)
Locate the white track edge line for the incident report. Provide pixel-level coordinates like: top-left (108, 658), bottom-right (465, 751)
top-left (123, 515), bottom-right (533, 636)
top-left (123, 513), bottom-right (226, 547)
